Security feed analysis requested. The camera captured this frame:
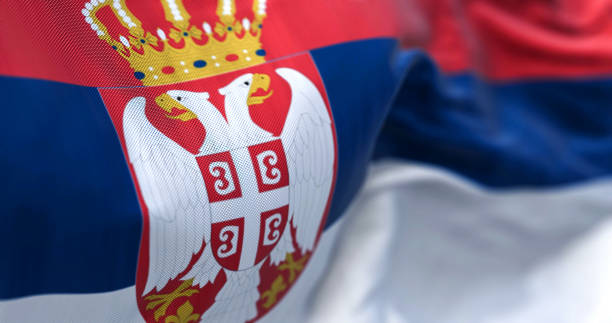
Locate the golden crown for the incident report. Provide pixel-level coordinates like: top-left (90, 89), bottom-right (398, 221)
top-left (82, 0), bottom-right (268, 86)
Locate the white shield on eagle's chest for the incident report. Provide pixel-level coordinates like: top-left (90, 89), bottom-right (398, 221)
top-left (196, 139), bottom-right (290, 271)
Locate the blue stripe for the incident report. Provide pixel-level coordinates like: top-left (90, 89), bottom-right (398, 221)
top-left (0, 38), bottom-right (407, 299)
top-left (312, 38), bottom-right (409, 226)
top-left (374, 54), bottom-right (612, 186)
top-left (0, 78), bottom-right (142, 299)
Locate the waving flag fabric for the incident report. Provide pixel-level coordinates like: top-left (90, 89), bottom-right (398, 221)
top-left (1, 0), bottom-right (611, 322)
top-left (0, 1), bottom-right (413, 322)
top-left (377, 0), bottom-right (612, 185)
top-left (367, 1), bottom-right (612, 322)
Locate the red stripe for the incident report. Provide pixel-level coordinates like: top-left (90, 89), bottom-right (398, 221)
top-left (0, 0), bottom-right (408, 87)
top-left (416, 0), bottom-right (471, 74)
top-left (421, 0), bottom-right (612, 79)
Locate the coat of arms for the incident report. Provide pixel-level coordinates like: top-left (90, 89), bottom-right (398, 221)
top-left (89, 0), bottom-right (337, 321)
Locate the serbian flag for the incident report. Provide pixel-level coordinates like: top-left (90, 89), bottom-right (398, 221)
top-left (1, 0), bottom-right (611, 323)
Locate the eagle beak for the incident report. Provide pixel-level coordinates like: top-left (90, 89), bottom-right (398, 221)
top-left (155, 93), bottom-right (197, 121)
top-left (247, 73), bottom-right (274, 106)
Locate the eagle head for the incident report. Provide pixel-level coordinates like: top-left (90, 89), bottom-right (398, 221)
top-left (155, 90), bottom-right (210, 121)
top-left (218, 73), bottom-right (273, 106)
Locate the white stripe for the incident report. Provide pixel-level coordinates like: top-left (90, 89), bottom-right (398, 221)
top-left (4, 161), bottom-right (611, 323)
top-left (0, 220), bottom-right (345, 323)
top-left (0, 286), bottom-right (144, 323)
top-left (307, 160), bottom-right (612, 323)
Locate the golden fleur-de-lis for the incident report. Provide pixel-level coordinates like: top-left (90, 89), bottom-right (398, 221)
top-left (145, 279), bottom-right (199, 321)
top-left (261, 276), bottom-right (287, 309)
top-left (165, 301), bottom-right (200, 323)
top-left (278, 253), bottom-right (309, 283)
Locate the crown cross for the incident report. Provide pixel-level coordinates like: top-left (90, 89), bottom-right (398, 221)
top-left (82, 0), bottom-right (268, 86)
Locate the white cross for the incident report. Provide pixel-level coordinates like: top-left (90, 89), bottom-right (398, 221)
top-left (208, 146), bottom-right (289, 270)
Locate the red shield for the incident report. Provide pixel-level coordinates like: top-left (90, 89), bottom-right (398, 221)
top-left (197, 139), bottom-right (290, 271)
top-left (99, 53), bottom-right (337, 322)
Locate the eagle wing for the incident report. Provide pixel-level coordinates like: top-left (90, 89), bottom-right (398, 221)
top-left (123, 97), bottom-right (220, 295)
top-left (270, 68), bottom-right (335, 264)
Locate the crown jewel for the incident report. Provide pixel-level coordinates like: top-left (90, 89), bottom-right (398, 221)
top-left (82, 0), bottom-right (268, 86)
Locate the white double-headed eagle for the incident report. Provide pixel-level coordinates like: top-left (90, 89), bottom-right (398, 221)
top-left (122, 68), bottom-right (334, 322)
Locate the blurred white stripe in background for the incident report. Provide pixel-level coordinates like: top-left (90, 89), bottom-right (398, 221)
top-left (307, 160), bottom-right (612, 323)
